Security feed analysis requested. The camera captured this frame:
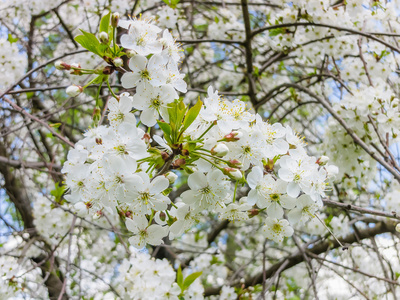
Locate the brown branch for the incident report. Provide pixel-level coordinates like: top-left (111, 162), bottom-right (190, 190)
top-left (269, 83), bottom-right (400, 182)
top-left (251, 22), bottom-right (400, 54)
top-left (204, 221), bottom-right (396, 296)
top-left (3, 97), bottom-right (75, 148)
top-left (241, 0), bottom-right (258, 107)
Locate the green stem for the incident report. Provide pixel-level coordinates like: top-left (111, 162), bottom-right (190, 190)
top-left (95, 81), bottom-right (103, 107)
top-left (113, 26), bottom-right (117, 55)
top-left (194, 150), bottom-right (230, 165)
top-left (148, 210), bottom-right (155, 226)
top-left (106, 78), bottom-right (118, 99)
top-left (196, 155), bottom-right (225, 173)
top-left (233, 181), bottom-right (238, 203)
top-left (197, 122), bottom-right (215, 140)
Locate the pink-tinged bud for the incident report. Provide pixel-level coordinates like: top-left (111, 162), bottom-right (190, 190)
top-left (55, 60), bottom-right (70, 70)
top-left (211, 143), bottom-right (229, 157)
top-left (113, 57), bottom-right (123, 67)
top-left (142, 133), bottom-right (151, 144)
top-left (112, 12), bottom-right (120, 27)
top-left (93, 210), bottom-right (103, 219)
top-left (228, 159), bottom-right (243, 169)
top-left (224, 131), bottom-right (242, 142)
top-left (223, 167), bottom-right (242, 180)
top-left (66, 85), bottom-right (83, 97)
top-left (165, 172), bottom-right (178, 184)
top-left (99, 31), bottom-right (109, 44)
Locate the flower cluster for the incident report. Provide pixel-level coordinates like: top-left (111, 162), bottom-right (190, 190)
top-left (115, 251), bottom-right (181, 299)
top-left (119, 17), bottom-right (186, 126)
top-left (62, 15), bottom-right (338, 249)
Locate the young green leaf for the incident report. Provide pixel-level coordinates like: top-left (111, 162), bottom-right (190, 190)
top-left (182, 99), bottom-right (203, 132)
top-left (176, 266), bottom-right (183, 289)
top-left (99, 11), bottom-right (111, 35)
top-left (157, 120), bottom-right (173, 144)
top-left (75, 29), bottom-right (103, 57)
top-left (182, 271), bottom-right (202, 291)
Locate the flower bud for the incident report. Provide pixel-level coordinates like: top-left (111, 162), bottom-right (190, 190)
top-left (142, 133), bottom-right (151, 144)
top-left (113, 57), bottom-right (123, 67)
top-left (102, 66), bottom-right (114, 75)
top-left (223, 131), bottom-right (242, 142)
top-left (223, 167), bottom-right (242, 180)
top-left (211, 143), bottom-right (229, 157)
top-left (112, 12), bottom-right (120, 27)
top-left (55, 60), bottom-right (70, 70)
top-left (70, 63), bottom-right (82, 75)
top-left (92, 106), bottom-right (101, 123)
top-left (66, 85), bottom-right (83, 97)
top-left (228, 159), bottom-right (243, 169)
top-left (165, 171), bottom-right (178, 184)
top-left (93, 210), bottom-right (103, 220)
top-left (126, 49), bottom-right (137, 58)
top-left (396, 224), bottom-right (400, 233)
top-left (99, 31), bottom-right (109, 44)
top-left (172, 158), bottom-right (186, 169)
top-left (161, 151), bottom-right (170, 161)
top-left (317, 155), bottom-right (329, 165)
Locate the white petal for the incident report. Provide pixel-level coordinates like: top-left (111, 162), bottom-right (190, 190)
top-left (128, 236), bottom-right (145, 249)
top-left (128, 55), bottom-right (147, 72)
top-left (125, 218), bottom-right (138, 233)
top-left (188, 172), bottom-right (207, 190)
top-left (150, 176), bottom-right (169, 194)
top-left (267, 202), bottom-right (283, 219)
top-left (247, 166), bottom-right (263, 189)
top-left (287, 208), bottom-right (302, 224)
top-left (287, 182), bottom-right (300, 198)
top-left (121, 72), bottom-right (139, 88)
top-left (140, 108), bottom-right (158, 127)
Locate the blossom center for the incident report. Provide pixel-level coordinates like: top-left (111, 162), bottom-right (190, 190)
top-left (272, 223), bottom-right (282, 233)
top-left (270, 193), bottom-right (280, 202)
top-left (139, 192), bottom-right (151, 204)
top-left (151, 97), bottom-right (161, 109)
top-left (140, 69), bottom-right (151, 81)
top-left (115, 144), bottom-right (127, 155)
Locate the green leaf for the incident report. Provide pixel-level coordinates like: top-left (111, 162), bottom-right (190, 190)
top-left (157, 120), bottom-right (172, 144)
top-left (162, 0), bottom-right (181, 8)
top-left (50, 123), bottom-right (61, 128)
top-left (99, 11), bottom-right (111, 35)
top-left (7, 33), bottom-right (18, 44)
top-left (51, 182), bottom-right (66, 203)
top-left (26, 92), bottom-right (35, 99)
top-left (157, 120), bottom-right (172, 136)
top-left (90, 75), bottom-right (107, 85)
top-left (182, 272), bottom-right (202, 291)
top-left (182, 99), bottom-right (202, 132)
top-left (176, 266), bottom-right (183, 289)
top-left (74, 29), bottom-right (103, 57)
top-left (269, 28), bottom-right (286, 37)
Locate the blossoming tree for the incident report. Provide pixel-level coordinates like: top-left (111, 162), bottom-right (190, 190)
top-left (1, 0), bottom-right (400, 299)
